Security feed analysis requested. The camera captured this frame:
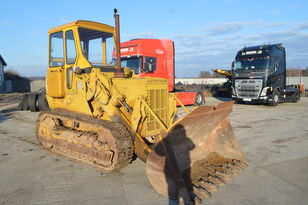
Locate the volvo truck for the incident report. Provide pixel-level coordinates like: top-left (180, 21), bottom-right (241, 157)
top-left (232, 44), bottom-right (300, 106)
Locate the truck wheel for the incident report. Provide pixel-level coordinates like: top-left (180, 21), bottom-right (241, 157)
top-left (195, 92), bottom-right (204, 105)
top-left (211, 87), bottom-right (219, 97)
top-left (23, 96), bottom-right (30, 110)
top-left (17, 94), bottom-right (29, 111)
top-left (235, 100), bottom-right (245, 104)
top-left (28, 93), bottom-right (39, 112)
top-left (38, 93), bottom-right (51, 111)
top-left (268, 90), bottom-right (280, 106)
top-left (292, 92), bottom-right (300, 103)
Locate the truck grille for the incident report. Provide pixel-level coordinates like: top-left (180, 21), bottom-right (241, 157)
top-left (235, 79), bottom-right (263, 99)
top-left (146, 89), bottom-right (168, 136)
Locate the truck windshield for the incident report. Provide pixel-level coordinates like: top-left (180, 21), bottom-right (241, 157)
top-left (79, 27), bottom-right (116, 67)
top-left (235, 57), bottom-right (269, 71)
top-left (121, 56), bottom-right (142, 74)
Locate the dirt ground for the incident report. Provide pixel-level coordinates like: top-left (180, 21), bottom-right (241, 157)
top-left (0, 96), bottom-right (308, 205)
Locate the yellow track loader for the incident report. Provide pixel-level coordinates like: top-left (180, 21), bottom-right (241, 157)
top-left (36, 9), bottom-right (247, 203)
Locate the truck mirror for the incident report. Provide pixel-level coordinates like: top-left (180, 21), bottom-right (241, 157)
top-left (231, 61), bottom-right (235, 70)
top-left (148, 62), bottom-right (153, 72)
top-left (144, 57), bottom-right (156, 73)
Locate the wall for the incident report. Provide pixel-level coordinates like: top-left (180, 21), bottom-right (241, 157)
top-left (4, 79), bottom-right (45, 93)
top-left (5, 80), bottom-right (31, 93)
top-left (0, 65), bottom-right (4, 93)
top-left (176, 77), bottom-right (308, 90)
top-left (30, 80), bottom-right (45, 92)
top-left (286, 76), bottom-right (308, 87)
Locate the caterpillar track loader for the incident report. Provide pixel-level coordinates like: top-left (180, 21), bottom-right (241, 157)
top-left (36, 9), bottom-right (247, 203)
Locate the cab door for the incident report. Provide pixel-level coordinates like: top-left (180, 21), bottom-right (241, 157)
top-left (47, 31), bottom-right (65, 97)
top-left (47, 29), bottom-right (78, 97)
top-left (63, 29), bottom-right (77, 94)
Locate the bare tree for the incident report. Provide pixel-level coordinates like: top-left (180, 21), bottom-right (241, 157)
top-left (199, 71), bottom-right (212, 78)
top-left (286, 67), bottom-right (302, 77)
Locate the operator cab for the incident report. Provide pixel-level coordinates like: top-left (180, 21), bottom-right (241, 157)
top-left (47, 20), bottom-right (118, 98)
top-left (49, 20), bottom-right (117, 71)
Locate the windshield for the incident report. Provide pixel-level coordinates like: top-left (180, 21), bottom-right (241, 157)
top-left (121, 56), bottom-right (142, 74)
top-left (79, 27), bottom-right (116, 67)
top-left (235, 57), bottom-right (269, 71)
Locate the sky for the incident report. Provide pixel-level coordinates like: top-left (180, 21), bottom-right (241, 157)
top-left (0, 0), bottom-right (308, 77)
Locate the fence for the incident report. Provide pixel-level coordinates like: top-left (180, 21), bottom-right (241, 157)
top-left (4, 79), bottom-right (45, 93)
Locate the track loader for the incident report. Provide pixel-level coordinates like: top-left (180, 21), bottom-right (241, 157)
top-left (36, 9), bottom-right (247, 203)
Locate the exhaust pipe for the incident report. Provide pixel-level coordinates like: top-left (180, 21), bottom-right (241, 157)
top-left (114, 8), bottom-right (124, 78)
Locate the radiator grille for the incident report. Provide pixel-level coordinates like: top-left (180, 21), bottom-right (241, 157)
top-left (235, 79), bottom-right (263, 99)
top-left (146, 89), bottom-right (168, 136)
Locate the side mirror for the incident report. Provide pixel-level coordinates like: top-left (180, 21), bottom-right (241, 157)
top-left (231, 61), bottom-right (235, 71)
top-left (144, 57), bottom-right (156, 73)
top-left (147, 61), bottom-right (153, 72)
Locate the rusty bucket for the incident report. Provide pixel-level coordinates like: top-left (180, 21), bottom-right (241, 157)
top-left (146, 102), bottom-right (247, 202)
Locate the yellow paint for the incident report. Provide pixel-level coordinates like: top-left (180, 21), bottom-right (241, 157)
top-left (46, 20), bottom-right (178, 157)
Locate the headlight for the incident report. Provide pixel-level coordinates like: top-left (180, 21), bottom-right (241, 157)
top-left (260, 87), bottom-right (269, 96)
top-left (231, 86), bottom-right (236, 95)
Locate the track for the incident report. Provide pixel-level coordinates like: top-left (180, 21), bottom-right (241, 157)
top-left (36, 109), bottom-right (134, 172)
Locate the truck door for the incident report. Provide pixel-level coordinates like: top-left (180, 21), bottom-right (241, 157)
top-left (268, 57), bottom-right (283, 89)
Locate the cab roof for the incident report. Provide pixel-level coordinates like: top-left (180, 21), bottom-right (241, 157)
top-left (48, 20), bottom-right (115, 33)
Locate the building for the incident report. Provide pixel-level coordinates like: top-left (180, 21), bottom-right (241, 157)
top-left (0, 55), bottom-right (7, 93)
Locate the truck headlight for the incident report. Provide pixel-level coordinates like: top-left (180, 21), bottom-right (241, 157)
top-left (231, 86), bottom-right (236, 96)
top-left (260, 87), bottom-right (269, 96)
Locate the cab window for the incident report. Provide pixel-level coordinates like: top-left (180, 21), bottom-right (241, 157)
top-left (144, 57), bottom-right (156, 73)
top-left (65, 30), bottom-right (77, 64)
top-left (49, 31), bottom-right (64, 67)
top-left (270, 57), bottom-right (280, 73)
top-left (79, 28), bottom-right (116, 67)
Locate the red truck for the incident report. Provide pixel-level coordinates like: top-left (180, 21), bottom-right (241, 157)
top-left (120, 39), bottom-right (205, 105)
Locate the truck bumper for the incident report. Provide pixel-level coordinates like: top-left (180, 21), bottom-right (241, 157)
top-left (232, 96), bottom-right (268, 104)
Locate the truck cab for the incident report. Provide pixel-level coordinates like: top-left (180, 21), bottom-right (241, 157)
top-left (119, 39), bottom-right (204, 106)
top-left (231, 44), bottom-right (300, 106)
top-left (120, 39), bottom-right (175, 91)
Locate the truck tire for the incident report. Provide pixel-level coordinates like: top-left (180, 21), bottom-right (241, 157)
top-left (23, 96), bottom-right (30, 110)
top-left (211, 86), bottom-right (219, 97)
top-left (268, 89), bottom-right (280, 106)
top-left (292, 91), bottom-right (300, 103)
top-left (235, 100), bottom-right (245, 104)
top-left (28, 93), bottom-right (39, 112)
top-left (195, 92), bottom-right (204, 105)
top-left (17, 94), bottom-right (29, 111)
top-left (38, 93), bottom-right (51, 111)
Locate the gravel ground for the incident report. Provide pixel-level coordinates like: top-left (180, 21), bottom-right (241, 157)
top-left (0, 97), bottom-right (307, 205)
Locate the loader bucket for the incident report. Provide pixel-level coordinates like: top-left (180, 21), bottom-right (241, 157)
top-left (146, 102), bottom-right (247, 202)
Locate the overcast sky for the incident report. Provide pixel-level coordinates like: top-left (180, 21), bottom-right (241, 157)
top-left (0, 0), bottom-right (307, 77)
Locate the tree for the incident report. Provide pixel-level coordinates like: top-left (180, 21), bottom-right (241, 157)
top-left (302, 68), bottom-right (308, 76)
top-left (4, 69), bottom-right (25, 80)
top-left (286, 67), bottom-right (302, 77)
top-left (199, 71), bottom-right (212, 78)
